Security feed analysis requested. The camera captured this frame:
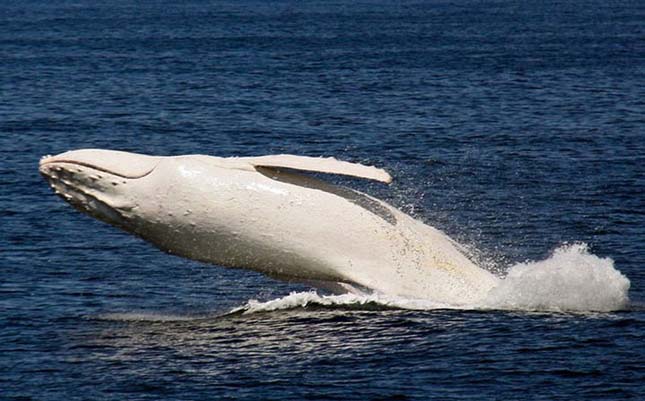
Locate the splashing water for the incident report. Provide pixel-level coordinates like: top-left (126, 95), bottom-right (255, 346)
top-left (232, 291), bottom-right (455, 314)
top-left (483, 243), bottom-right (630, 312)
top-left (236, 243), bottom-right (630, 314)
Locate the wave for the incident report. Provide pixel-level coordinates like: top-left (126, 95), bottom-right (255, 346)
top-left (235, 243), bottom-right (631, 314)
top-left (230, 291), bottom-right (456, 314)
top-left (94, 312), bottom-right (206, 322)
top-left (93, 310), bottom-right (231, 322)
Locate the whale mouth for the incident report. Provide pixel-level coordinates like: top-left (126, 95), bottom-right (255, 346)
top-left (39, 149), bottom-right (159, 226)
top-left (43, 167), bottom-right (129, 225)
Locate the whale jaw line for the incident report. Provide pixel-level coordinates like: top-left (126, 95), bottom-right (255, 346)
top-left (39, 155), bottom-right (140, 227)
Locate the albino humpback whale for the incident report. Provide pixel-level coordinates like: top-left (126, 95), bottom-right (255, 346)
top-left (39, 149), bottom-right (498, 305)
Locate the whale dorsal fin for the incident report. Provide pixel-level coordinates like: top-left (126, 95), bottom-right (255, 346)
top-left (239, 154), bottom-right (392, 184)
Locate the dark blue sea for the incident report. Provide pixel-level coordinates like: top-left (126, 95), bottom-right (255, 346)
top-left (1, 1), bottom-right (644, 400)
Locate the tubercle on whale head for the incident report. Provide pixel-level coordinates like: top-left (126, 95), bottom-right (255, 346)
top-left (38, 149), bottom-right (162, 229)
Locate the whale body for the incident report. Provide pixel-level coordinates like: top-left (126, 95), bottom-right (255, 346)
top-left (39, 149), bottom-right (498, 305)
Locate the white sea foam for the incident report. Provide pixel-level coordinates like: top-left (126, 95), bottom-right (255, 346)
top-left (483, 243), bottom-right (630, 312)
top-left (236, 243), bottom-right (631, 314)
top-left (232, 291), bottom-right (456, 314)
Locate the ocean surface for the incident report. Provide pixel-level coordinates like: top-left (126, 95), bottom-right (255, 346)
top-left (1, 0), bottom-right (644, 400)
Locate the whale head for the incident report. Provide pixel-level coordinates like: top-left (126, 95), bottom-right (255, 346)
top-left (39, 148), bottom-right (259, 264)
top-left (39, 149), bottom-right (166, 229)
top-left (38, 149), bottom-right (245, 240)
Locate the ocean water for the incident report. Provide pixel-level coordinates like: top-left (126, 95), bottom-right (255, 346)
top-left (1, 0), bottom-right (644, 400)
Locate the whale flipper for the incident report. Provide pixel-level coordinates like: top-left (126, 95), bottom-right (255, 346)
top-left (239, 154), bottom-right (392, 183)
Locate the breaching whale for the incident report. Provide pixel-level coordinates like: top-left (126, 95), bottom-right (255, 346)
top-left (39, 149), bottom-right (498, 305)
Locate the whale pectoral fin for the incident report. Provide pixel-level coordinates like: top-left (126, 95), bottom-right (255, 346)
top-left (241, 154), bottom-right (392, 184)
top-left (253, 164), bottom-right (399, 226)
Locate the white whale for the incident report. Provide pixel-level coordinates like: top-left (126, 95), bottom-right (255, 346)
top-left (39, 149), bottom-right (499, 305)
